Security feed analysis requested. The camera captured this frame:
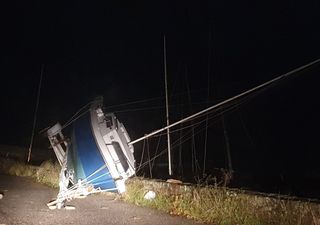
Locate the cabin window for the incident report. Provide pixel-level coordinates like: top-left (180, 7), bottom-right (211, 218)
top-left (105, 116), bottom-right (113, 128)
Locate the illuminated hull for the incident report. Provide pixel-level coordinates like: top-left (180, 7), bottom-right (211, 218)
top-left (69, 112), bottom-right (117, 190)
top-left (47, 99), bottom-right (135, 197)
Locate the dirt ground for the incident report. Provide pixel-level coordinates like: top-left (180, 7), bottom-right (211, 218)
top-left (0, 174), bottom-right (205, 225)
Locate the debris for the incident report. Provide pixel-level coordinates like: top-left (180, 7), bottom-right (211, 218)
top-left (65, 205), bottom-right (76, 210)
top-left (48, 205), bottom-right (56, 210)
top-left (0, 193), bottom-right (3, 199)
top-left (166, 179), bottom-right (182, 184)
top-left (132, 216), bottom-right (141, 220)
top-left (144, 191), bottom-right (156, 200)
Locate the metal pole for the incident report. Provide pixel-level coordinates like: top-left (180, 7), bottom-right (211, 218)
top-left (164, 35), bottom-right (172, 175)
top-left (129, 58), bottom-right (320, 146)
top-left (27, 64), bottom-right (44, 163)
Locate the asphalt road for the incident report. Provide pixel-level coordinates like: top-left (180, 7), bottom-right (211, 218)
top-left (0, 174), bottom-right (205, 225)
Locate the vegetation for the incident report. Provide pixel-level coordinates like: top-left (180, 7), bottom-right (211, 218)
top-left (2, 155), bottom-right (320, 224)
top-left (35, 160), bottom-right (61, 188)
top-left (0, 157), bottom-right (60, 188)
top-left (125, 177), bottom-right (320, 225)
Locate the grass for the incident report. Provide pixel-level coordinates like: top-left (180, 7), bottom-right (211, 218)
top-left (0, 157), bottom-right (60, 188)
top-left (2, 156), bottom-right (320, 224)
top-left (36, 160), bottom-right (61, 188)
top-left (124, 177), bottom-right (320, 225)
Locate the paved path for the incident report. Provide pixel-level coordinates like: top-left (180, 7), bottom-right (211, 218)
top-left (0, 174), bottom-right (205, 225)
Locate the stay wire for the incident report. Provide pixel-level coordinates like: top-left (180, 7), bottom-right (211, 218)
top-left (135, 93), bottom-right (255, 171)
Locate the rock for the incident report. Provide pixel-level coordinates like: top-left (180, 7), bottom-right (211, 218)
top-left (144, 191), bottom-right (156, 200)
top-left (166, 179), bottom-right (183, 184)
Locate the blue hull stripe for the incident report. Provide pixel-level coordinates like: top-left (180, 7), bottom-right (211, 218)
top-left (71, 112), bottom-right (116, 190)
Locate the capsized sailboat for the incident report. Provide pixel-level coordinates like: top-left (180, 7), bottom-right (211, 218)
top-left (46, 59), bottom-right (320, 209)
top-left (46, 98), bottom-right (135, 208)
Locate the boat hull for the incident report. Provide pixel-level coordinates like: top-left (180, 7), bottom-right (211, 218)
top-left (71, 112), bottom-right (116, 190)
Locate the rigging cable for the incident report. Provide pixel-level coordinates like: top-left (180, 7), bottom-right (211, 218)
top-left (137, 139), bottom-right (146, 173)
top-left (62, 101), bottom-right (94, 129)
top-left (146, 138), bottom-right (152, 178)
top-left (151, 131), bottom-right (163, 170)
top-left (129, 58), bottom-right (320, 146)
top-left (135, 88), bottom-right (281, 172)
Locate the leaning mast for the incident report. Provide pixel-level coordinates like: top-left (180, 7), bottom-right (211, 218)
top-left (164, 35), bottom-right (172, 176)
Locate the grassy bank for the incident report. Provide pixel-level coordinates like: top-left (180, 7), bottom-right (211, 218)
top-left (124, 177), bottom-right (320, 225)
top-left (0, 157), bottom-right (60, 188)
top-left (2, 156), bottom-right (320, 224)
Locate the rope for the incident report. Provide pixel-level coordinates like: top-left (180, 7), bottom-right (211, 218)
top-left (137, 139), bottom-right (146, 172)
top-left (135, 94), bottom-right (260, 172)
top-left (146, 138), bottom-right (152, 178)
top-left (62, 101), bottom-right (94, 129)
top-left (47, 102), bottom-right (92, 137)
top-left (151, 132), bottom-right (162, 170)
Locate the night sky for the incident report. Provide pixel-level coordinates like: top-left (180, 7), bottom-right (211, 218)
top-left (1, 1), bottom-right (320, 195)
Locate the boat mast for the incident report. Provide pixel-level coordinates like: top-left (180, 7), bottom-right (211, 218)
top-left (129, 58), bottom-right (320, 146)
top-left (27, 64), bottom-right (44, 163)
top-left (164, 35), bottom-right (172, 176)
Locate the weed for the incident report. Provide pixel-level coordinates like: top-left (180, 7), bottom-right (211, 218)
top-left (36, 160), bottom-right (60, 188)
top-left (0, 157), bottom-right (60, 188)
top-left (125, 177), bottom-right (320, 225)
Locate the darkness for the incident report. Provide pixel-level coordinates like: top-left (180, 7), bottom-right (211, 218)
top-left (1, 1), bottom-right (320, 197)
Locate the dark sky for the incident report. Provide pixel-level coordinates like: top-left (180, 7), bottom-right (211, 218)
top-left (1, 1), bottom-right (320, 185)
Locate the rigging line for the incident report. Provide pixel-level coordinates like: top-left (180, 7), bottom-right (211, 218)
top-left (151, 132), bottom-right (162, 170)
top-left (137, 139), bottom-right (146, 172)
top-left (136, 74), bottom-right (305, 172)
top-left (136, 96), bottom-right (258, 171)
top-left (136, 126), bottom-right (201, 172)
top-left (65, 165), bottom-right (110, 192)
top-left (138, 126), bottom-right (207, 172)
top-left (237, 107), bottom-right (255, 147)
top-left (112, 100), bottom-right (220, 114)
top-left (104, 96), bottom-right (164, 110)
top-left (63, 101), bottom-right (94, 128)
top-left (150, 88), bottom-right (258, 143)
top-left (104, 88), bottom-right (213, 111)
top-left (145, 86), bottom-right (261, 138)
top-left (86, 172), bottom-right (110, 185)
top-left (185, 67), bottom-right (197, 174)
top-left (61, 108), bottom-right (90, 130)
top-left (49, 108), bottom-right (90, 137)
top-left (129, 58), bottom-right (320, 146)
top-left (57, 80), bottom-right (251, 139)
top-left (147, 92), bottom-right (254, 140)
top-left (27, 64), bottom-right (44, 163)
top-left (136, 112), bottom-right (210, 171)
top-left (151, 103), bottom-right (232, 137)
top-left (82, 164), bottom-right (109, 183)
top-left (48, 101), bottom-right (94, 136)
top-left (67, 172), bottom-right (110, 192)
top-left (90, 181), bottom-right (117, 187)
top-left (146, 138), bottom-right (152, 178)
